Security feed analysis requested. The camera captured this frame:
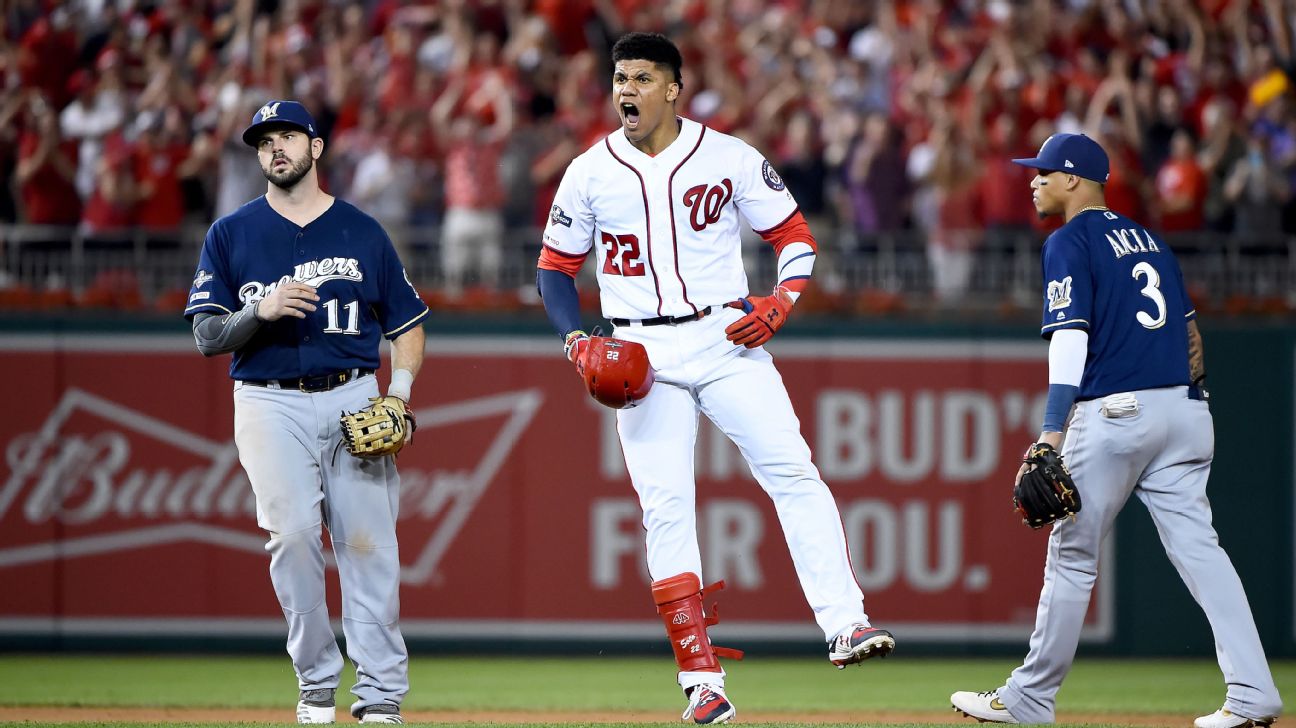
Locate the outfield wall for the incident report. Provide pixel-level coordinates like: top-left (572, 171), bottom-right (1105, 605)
top-left (0, 315), bottom-right (1290, 657)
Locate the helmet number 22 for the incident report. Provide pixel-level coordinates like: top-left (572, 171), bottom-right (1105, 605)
top-left (322, 299), bottom-right (360, 335)
top-left (1131, 261), bottom-right (1166, 330)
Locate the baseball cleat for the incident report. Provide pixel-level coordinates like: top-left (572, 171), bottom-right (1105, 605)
top-left (950, 690), bottom-right (1019, 724)
top-left (682, 683), bottom-right (736, 725)
top-left (1194, 708), bottom-right (1275, 728)
top-left (828, 624), bottom-right (896, 667)
top-left (357, 703), bottom-right (404, 724)
top-left (296, 688), bottom-right (336, 724)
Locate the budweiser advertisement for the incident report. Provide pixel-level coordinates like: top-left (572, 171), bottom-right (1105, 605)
top-left (0, 334), bottom-right (1112, 643)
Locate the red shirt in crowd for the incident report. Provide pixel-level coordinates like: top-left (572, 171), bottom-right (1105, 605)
top-left (133, 142), bottom-right (189, 229)
top-left (978, 155), bottom-right (1037, 228)
top-left (18, 131), bottom-right (81, 225)
top-left (82, 140), bottom-right (136, 234)
top-left (444, 137), bottom-right (504, 211)
top-left (1155, 157), bottom-right (1206, 232)
top-left (1103, 145), bottom-right (1146, 222)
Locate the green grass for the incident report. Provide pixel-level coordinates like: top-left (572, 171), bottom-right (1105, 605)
top-left (0, 655), bottom-right (1293, 726)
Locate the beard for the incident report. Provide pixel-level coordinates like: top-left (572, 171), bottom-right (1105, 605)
top-left (262, 153), bottom-right (314, 190)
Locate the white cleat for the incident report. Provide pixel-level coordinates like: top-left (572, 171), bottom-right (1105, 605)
top-left (951, 690), bottom-right (1019, 724)
top-left (296, 688), bottom-right (336, 724)
top-left (1195, 708), bottom-right (1275, 728)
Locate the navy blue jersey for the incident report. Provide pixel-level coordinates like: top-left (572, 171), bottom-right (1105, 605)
top-left (184, 196), bottom-right (428, 380)
top-left (1039, 207), bottom-right (1195, 400)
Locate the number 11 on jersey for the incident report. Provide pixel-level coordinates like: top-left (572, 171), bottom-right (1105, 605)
top-left (322, 299), bottom-right (360, 334)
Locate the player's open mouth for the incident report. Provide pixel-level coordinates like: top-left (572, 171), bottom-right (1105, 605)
top-left (621, 103), bottom-right (640, 129)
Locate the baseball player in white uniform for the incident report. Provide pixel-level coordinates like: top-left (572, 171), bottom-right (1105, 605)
top-left (536, 32), bottom-right (895, 725)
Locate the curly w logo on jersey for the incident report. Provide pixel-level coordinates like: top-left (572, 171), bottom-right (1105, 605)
top-left (682, 179), bottom-right (733, 232)
top-left (237, 256), bottom-right (364, 304)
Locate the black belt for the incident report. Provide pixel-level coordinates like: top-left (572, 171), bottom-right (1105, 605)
top-left (243, 368), bottom-right (374, 393)
top-left (611, 304), bottom-right (728, 327)
top-left (1081, 384), bottom-right (1209, 403)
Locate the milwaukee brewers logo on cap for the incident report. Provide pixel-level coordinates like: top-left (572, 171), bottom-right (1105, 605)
top-left (242, 99), bottom-right (320, 147)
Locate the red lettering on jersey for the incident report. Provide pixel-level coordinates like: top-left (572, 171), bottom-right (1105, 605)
top-left (682, 179), bottom-right (733, 232)
top-left (600, 231), bottom-right (646, 277)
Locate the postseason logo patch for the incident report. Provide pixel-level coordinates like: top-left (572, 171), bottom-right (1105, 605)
top-left (192, 269), bottom-right (213, 288)
top-left (761, 159), bottom-right (785, 191)
top-left (549, 204), bottom-right (573, 228)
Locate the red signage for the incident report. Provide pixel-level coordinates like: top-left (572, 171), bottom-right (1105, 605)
top-left (0, 336), bottom-right (1110, 642)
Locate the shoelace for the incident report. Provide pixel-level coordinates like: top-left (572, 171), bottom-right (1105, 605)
top-left (689, 685), bottom-right (725, 714)
top-left (977, 690), bottom-right (999, 699)
top-left (832, 629), bottom-right (862, 651)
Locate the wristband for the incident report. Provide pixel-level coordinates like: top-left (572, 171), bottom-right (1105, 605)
top-left (388, 368), bottom-right (414, 403)
top-left (563, 329), bottom-right (588, 360)
top-left (1042, 383), bottom-right (1079, 432)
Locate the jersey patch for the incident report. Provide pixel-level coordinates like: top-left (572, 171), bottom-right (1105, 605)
top-left (192, 269), bottom-right (213, 288)
top-left (1047, 276), bottom-right (1072, 312)
top-left (189, 291), bottom-right (210, 301)
top-left (761, 160), bottom-right (785, 191)
top-left (549, 204), bottom-right (573, 228)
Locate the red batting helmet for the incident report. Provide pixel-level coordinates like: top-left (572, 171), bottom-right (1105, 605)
top-left (584, 337), bottom-right (654, 409)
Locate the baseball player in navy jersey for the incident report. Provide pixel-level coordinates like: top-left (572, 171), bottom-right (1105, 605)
top-left (536, 33), bottom-right (894, 725)
top-left (184, 100), bottom-right (428, 725)
top-left (950, 133), bottom-right (1282, 727)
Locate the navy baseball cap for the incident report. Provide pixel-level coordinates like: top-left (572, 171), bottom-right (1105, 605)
top-left (1011, 133), bottom-right (1109, 184)
top-left (241, 100), bottom-right (318, 147)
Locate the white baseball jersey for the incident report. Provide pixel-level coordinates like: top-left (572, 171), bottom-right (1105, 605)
top-left (542, 117), bottom-right (798, 320)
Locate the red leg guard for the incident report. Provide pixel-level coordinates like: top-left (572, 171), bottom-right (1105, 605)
top-left (652, 573), bottom-right (744, 674)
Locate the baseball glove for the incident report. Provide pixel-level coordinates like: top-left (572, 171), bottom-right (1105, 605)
top-left (1013, 442), bottom-right (1082, 529)
top-left (340, 395), bottom-right (416, 458)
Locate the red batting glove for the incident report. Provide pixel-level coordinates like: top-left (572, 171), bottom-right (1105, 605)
top-left (564, 329), bottom-right (591, 376)
top-left (725, 289), bottom-right (793, 348)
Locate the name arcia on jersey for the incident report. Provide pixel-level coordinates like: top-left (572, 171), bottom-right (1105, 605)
top-left (238, 257), bottom-right (364, 304)
top-left (1106, 227), bottom-right (1161, 259)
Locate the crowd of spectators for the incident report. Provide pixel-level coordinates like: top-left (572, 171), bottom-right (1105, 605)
top-left (1, 0), bottom-right (1294, 305)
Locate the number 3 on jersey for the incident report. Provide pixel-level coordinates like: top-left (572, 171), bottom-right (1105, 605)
top-left (1131, 261), bottom-right (1167, 330)
top-left (601, 231), bottom-right (645, 276)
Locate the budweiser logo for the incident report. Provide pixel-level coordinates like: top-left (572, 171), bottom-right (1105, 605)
top-left (1, 387), bottom-right (542, 584)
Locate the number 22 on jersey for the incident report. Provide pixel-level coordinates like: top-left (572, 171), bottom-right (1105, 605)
top-left (601, 231), bottom-right (645, 276)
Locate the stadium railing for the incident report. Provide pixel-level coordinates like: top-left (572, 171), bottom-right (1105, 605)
top-left (0, 223), bottom-right (1291, 317)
